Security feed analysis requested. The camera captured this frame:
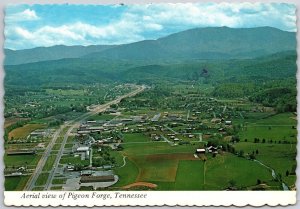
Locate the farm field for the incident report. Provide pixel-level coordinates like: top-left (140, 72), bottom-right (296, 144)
top-left (122, 133), bottom-right (152, 143)
top-left (8, 123), bottom-right (46, 139)
top-left (234, 142), bottom-right (296, 187)
top-left (5, 176), bottom-right (30, 191)
top-left (204, 154), bottom-right (273, 190)
top-left (4, 154), bottom-right (41, 167)
top-left (239, 113), bottom-right (297, 142)
top-left (4, 117), bottom-right (29, 128)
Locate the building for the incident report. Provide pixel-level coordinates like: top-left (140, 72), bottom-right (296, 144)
top-left (195, 149), bottom-right (206, 154)
top-left (225, 121), bottom-right (232, 125)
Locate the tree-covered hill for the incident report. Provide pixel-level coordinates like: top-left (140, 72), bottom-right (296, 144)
top-left (5, 26), bottom-right (296, 65)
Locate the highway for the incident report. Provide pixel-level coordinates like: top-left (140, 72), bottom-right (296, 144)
top-left (24, 84), bottom-right (145, 191)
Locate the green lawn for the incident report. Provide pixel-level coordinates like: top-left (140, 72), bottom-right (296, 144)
top-left (59, 156), bottom-right (89, 166)
top-left (64, 143), bottom-right (73, 149)
top-left (52, 143), bottom-right (62, 150)
top-left (52, 178), bottom-right (67, 185)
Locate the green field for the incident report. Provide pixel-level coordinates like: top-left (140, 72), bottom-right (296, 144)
top-left (123, 142), bottom-right (202, 156)
top-left (4, 154), bottom-right (41, 167)
top-left (60, 155), bottom-right (89, 166)
top-left (52, 178), bottom-right (67, 185)
top-left (87, 114), bottom-right (116, 121)
top-left (234, 142), bottom-right (296, 187)
top-left (5, 176), bottom-right (30, 191)
top-left (114, 158), bottom-right (139, 187)
top-left (174, 160), bottom-right (205, 190)
top-left (239, 113), bottom-right (297, 142)
top-left (36, 172), bottom-right (50, 186)
top-left (123, 133), bottom-right (152, 143)
top-left (8, 123), bottom-right (46, 139)
top-left (205, 154), bottom-right (273, 190)
top-left (52, 143), bottom-right (62, 150)
top-left (42, 155), bottom-right (57, 171)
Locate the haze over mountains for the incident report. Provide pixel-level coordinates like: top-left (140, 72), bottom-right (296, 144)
top-left (5, 26), bottom-right (296, 65)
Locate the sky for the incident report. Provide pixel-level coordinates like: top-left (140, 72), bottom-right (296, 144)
top-left (4, 3), bottom-right (296, 50)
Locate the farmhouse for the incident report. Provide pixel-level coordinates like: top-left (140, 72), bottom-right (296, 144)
top-left (206, 146), bottom-right (218, 153)
top-left (195, 148), bottom-right (206, 154)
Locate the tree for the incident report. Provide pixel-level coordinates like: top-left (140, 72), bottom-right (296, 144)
top-left (257, 179), bottom-right (261, 185)
top-left (286, 170), bottom-right (290, 177)
top-left (238, 150), bottom-right (244, 157)
top-left (249, 153), bottom-right (256, 160)
top-left (228, 180), bottom-right (236, 188)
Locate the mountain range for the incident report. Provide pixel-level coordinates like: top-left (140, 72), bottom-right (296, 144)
top-left (5, 26), bottom-right (296, 65)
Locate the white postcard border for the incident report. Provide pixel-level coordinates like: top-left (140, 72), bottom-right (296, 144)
top-left (4, 191), bottom-right (297, 206)
top-left (1, 0), bottom-right (300, 208)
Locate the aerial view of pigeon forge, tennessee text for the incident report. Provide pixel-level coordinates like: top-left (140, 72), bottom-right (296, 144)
top-left (3, 3), bottom-right (298, 192)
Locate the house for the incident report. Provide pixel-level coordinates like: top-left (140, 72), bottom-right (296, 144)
top-left (87, 120), bottom-right (97, 124)
top-left (225, 121), bottom-right (232, 125)
top-left (206, 146), bottom-right (218, 154)
top-left (195, 149), bottom-right (206, 154)
top-left (173, 138), bottom-right (180, 142)
top-left (76, 147), bottom-right (89, 152)
top-left (81, 170), bottom-right (93, 176)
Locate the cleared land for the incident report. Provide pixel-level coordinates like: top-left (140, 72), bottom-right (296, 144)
top-left (8, 123), bottom-right (46, 139)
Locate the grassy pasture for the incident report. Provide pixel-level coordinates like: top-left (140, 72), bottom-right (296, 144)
top-left (234, 142), bottom-right (296, 187)
top-left (174, 160), bottom-right (204, 190)
top-left (5, 176), bottom-right (30, 191)
top-left (4, 154), bottom-right (41, 167)
top-left (239, 113), bottom-right (297, 142)
top-left (87, 114), bottom-right (116, 121)
top-left (8, 123), bottom-right (46, 139)
top-left (205, 153), bottom-right (272, 190)
top-left (123, 133), bottom-right (152, 143)
top-left (114, 158), bottom-right (139, 187)
top-left (123, 142), bottom-right (202, 156)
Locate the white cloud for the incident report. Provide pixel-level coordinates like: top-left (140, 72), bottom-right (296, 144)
top-left (4, 3), bottom-right (296, 49)
top-left (5, 21), bottom-right (146, 49)
top-left (6, 9), bottom-right (40, 22)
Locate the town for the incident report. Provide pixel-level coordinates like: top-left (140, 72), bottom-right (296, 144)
top-left (4, 82), bottom-right (297, 191)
